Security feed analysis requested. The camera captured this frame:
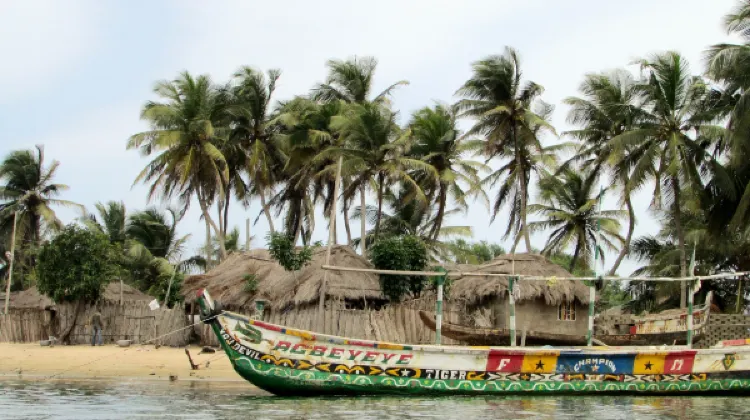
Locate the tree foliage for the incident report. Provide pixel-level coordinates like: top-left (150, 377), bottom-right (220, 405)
top-left (266, 232), bottom-right (314, 272)
top-left (369, 235), bottom-right (429, 302)
top-left (37, 225), bottom-right (119, 303)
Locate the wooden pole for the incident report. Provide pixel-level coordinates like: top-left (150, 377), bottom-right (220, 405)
top-left (509, 276), bottom-right (517, 347)
top-left (320, 156), bottom-right (343, 312)
top-left (4, 211), bottom-right (18, 315)
top-left (434, 268), bottom-right (446, 345)
top-left (320, 264), bottom-right (748, 282)
top-left (587, 187), bottom-right (603, 347)
top-left (687, 244), bottom-right (697, 348)
top-left (587, 284), bottom-right (596, 346)
top-left (245, 218), bottom-right (251, 251)
top-left (360, 187), bottom-right (367, 255)
top-left (120, 278), bottom-right (123, 306)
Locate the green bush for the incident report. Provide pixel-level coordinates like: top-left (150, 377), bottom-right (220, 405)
top-left (369, 235), bottom-right (428, 302)
top-left (37, 224), bottom-right (119, 303)
top-left (243, 273), bottom-right (258, 293)
top-left (266, 232), bottom-right (314, 272)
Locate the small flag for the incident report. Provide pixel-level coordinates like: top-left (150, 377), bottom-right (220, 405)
top-left (149, 299), bottom-right (160, 311)
top-left (688, 243), bottom-right (700, 294)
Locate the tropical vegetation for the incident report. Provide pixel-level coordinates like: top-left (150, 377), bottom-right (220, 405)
top-left (6, 1), bottom-right (750, 313)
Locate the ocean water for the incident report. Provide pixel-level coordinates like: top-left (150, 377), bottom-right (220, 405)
top-left (0, 379), bottom-right (747, 419)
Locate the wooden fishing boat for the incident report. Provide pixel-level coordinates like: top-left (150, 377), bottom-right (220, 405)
top-left (198, 289), bottom-right (750, 396)
top-left (417, 292), bottom-right (711, 347)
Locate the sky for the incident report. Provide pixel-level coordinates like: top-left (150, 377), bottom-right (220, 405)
top-left (0, 0), bottom-right (740, 276)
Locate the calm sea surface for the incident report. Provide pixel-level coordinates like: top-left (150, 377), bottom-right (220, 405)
top-left (0, 379), bottom-right (748, 419)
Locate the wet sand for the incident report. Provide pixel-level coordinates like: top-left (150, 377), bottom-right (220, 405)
top-left (0, 343), bottom-right (248, 384)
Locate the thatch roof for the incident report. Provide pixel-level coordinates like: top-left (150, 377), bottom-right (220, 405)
top-left (1, 282), bottom-right (154, 310)
top-left (182, 245), bottom-right (384, 310)
top-left (449, 253), bottom-right (589, 305)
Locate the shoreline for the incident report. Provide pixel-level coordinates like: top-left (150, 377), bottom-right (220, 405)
top-left (0, 343), bottom-right (255, 387)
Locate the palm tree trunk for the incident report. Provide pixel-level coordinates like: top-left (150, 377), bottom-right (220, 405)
top-left (197, 189), bottom-right (227, 261)
top-left (204, 218), bottom-right (212, 269)
top-left (223, 188), bottom-right (231, 237)
top-left (431, 184), bottom-right (447, 241)
top-left (374, 173), bottom-right (385, 241)
top-left (216, 199), bottom-right (225, 252)
top-left (510, 231), bottom-right (522, 254)
top-left (360, 187), bottom-right (367, 255)
top-left (672, 177), bottom-right (687, 308)
top-left (569, 242), bottom-right (582, 273)
top-left (513, 125), bottom-right (532, 252)
top-left (259, 188), bottom-right (275, 234)
top-left (343, 198), bottom-right (353, 247)
top-left (293, 198), bottom-right (303, 246)
top-left (608, 188), bottom-right (635, 276)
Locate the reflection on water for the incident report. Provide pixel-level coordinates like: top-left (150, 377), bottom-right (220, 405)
top-left (0, 379), bottom-right (748, 419)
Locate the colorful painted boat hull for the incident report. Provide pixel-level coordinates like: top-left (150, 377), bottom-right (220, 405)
top-left (198, 290), bottom-right (750, 396)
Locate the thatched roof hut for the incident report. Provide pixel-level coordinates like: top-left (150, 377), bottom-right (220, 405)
top-left (450, 253), bottom-right (589, 305)
top-left (182, 245), bottom-right (384, 310)
top-left (1, 282), bottom-right (153, 310)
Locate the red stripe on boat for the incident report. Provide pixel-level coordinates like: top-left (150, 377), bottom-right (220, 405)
top-left (252, 320), bottom-right (283, 332)
top-left (345, 340), bottom-right (373, 348)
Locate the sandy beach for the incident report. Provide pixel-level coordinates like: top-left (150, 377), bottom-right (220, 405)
top-left (0, 343), bottom-right (248, 385)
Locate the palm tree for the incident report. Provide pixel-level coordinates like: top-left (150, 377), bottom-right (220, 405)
top-left (326, 103), bottom-right (436, 244)
top-left (706, 1), bottom-right (750, 143)
top-left (211, 226), bottom-right (245, 260)
top-left (120, 207), bottom-right (195, 299)
top-left (230, 66), bottom-right (286, 236)
top-left (128, 71), bottom-right (231, 263)
top-left (272, 97), bottom-right (345, 245)
top-left (0, 146), bottom-right (79, 288)
top-left (563, 70), bottom-right (643, 275)
top-left (126, 207), bottom-right (189, 261)
top-left (312, 56), bottom-right (408, 105)
top-left (83, 201), bottom-right (127, 244)
top-left (628, 207), bottom-right (750, 313)
top-left (608, 52), bottom-right (725, 307)
top-left (528, 168), bottom-right (624, 273)
top-left (704, 1), bottom-right (750, 233)
top-left (407, 104), bottom-right (487, 241)
top-left (445, 239), bottom-right (505, 264)
top-left (351, 184), bottom-right (472, 259)
top-left (455, 47), bottom-right (556, 252)
top-left (312, 56), bottom-right (409, 253)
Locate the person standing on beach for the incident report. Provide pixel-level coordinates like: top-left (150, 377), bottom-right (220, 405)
top-left (90, 308), bottom-right (104, 346)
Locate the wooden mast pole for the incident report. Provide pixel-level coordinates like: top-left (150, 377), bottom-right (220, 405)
top-left (510, 258), bottom-right (516, 347)
top-left (245, 218), bottom-right (251, 251)
top-left (687, 244), bottom-right (697, 348)
top-left (320, 157), bottom-right (343, 312)
top-left (434, 267), bottom-right (447, 345)
top-left (4, 211), bottom-right (18, 315)
top-left (587, 187), bottom-right (604, 347)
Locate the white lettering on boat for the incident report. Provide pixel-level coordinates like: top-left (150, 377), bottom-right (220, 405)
top-left (270, 340), bottom-right (413, 365)
top-left (573, 358), bottom-right (617, 373)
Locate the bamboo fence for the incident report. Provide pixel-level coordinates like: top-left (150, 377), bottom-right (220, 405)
top-left (0, 302), bottom-right (190, 347)
top-left (196, 298), bottom-right (463, 347)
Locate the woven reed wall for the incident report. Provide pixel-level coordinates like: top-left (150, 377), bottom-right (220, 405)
top-left (197, 298), bottom-right (463, 347)
top-left (0, 302), bottom-right (190, 347)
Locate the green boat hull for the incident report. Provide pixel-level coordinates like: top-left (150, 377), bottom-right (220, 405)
top-left (199, 291), bottom-right (750, 397)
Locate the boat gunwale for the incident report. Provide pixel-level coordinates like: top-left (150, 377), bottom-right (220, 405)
top-left (217, 310), bottom-right (742, 356)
